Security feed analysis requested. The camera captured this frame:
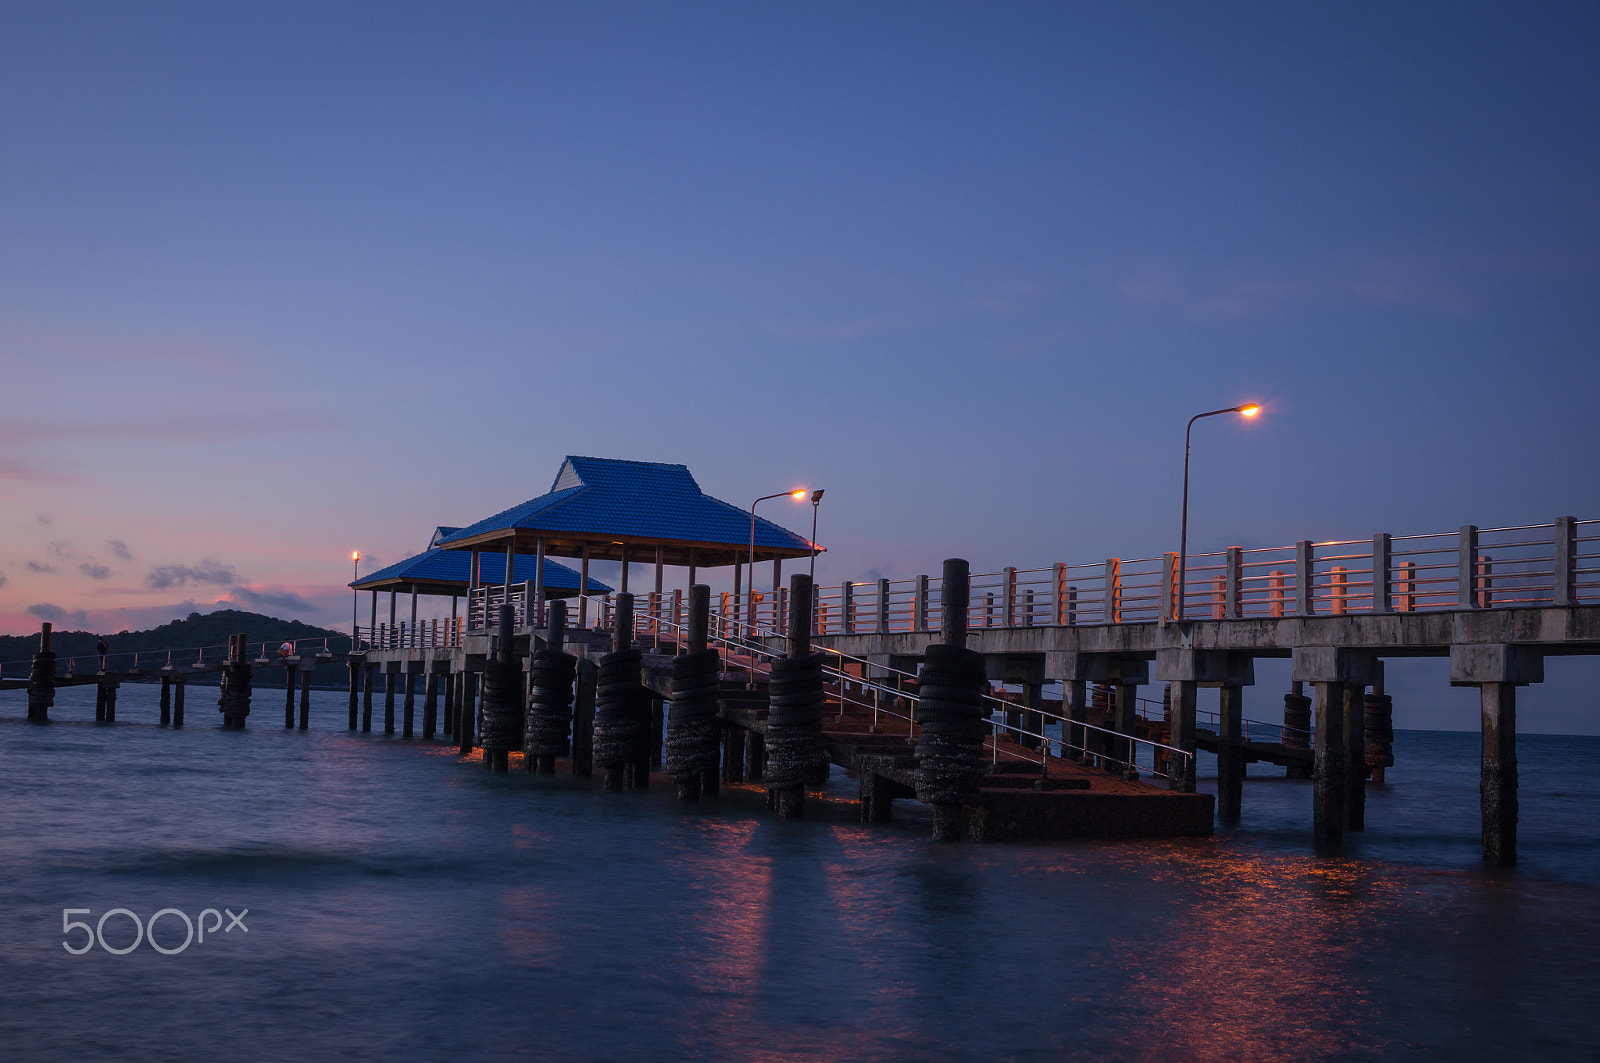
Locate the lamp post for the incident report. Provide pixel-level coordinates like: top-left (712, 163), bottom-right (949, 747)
top-left (808, 489), bottom-right (825, 579)
top-left (351, 551), bottom-right (361, 648)
top-left (750, 489), bottom-right (808, 628)
top-left (1177, 404), bottom-right (1259, 620)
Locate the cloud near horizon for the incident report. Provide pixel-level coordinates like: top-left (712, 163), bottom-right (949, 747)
top-left (145, 558), bottom-right (239, 590)
top-left (27, 602), bottom-right (89, 627)
top-left (227, 586), bottom-right (321, 614)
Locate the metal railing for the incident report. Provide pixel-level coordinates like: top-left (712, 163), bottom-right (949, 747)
top-left (0, 635), bottom-right (354, 680)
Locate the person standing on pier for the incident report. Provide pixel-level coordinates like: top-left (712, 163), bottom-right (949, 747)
top-left (96, 636), bottom-right (108, 672)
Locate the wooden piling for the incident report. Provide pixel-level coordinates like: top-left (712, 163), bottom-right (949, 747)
top-left (173, 680), bottom-right (185, 727)
top-left (284, 665), bottom-right (298, 728)
top-left (27, 622), bottom-right (56, 724)
top-left (1168, 681), bottom-right (1198, 793)
top-left (666, 586), bottom-right (720, 800)
top-left (362, 666), bottom-right (374, 732)
top-left (159, 676), bottom-right (172, 725)
top-left (1282, 682), bottom-right (1312, 778)
top-left (457, 671), bottom-right (478, 755)
top-left (914, 560), bottom-right (988, 841)
top-left (571, 659), bottom-right (595, 776)
top-left (765, 574), bottom-right (826, 819)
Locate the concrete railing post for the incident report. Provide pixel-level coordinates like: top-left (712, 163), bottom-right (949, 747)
top-left (1295, 540), bottom-right (1314, 616)
top-left (877, 578), bottom-right (890, 634)
top-left (1459, 525), bottom-right (1480, 608)
top-left (1224, 547), bottom-right (1242, 619)
top-left (841, 581), bottom-right (854, 634)
top-left (1554, 516), bottom-right (1577, 606)
top-left (1104, 558), bottom-right (1121, 624)
top-left (1003, 567), bottom-right (1016, 628)
top-left (914, 574), bottom-right (929, 632)
top-left (1160, 553), bottom-right (1175, 621)
top-left (1372, 533), bottom-right (1392, 613)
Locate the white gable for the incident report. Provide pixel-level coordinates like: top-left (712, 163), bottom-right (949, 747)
top-left (552, 460), bottom-right (584, 492)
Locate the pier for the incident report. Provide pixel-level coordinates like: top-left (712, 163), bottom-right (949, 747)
top-left (5, 455), bottom-right (1595, 865)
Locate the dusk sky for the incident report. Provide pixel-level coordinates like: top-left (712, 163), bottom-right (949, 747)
top-left (3, 4), bottom-right (1597, 729)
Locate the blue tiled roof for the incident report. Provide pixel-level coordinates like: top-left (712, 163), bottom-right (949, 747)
top-left (438, 456), bottom-right (816, 553)
top-left (351, 549), bottom-right (612, 592)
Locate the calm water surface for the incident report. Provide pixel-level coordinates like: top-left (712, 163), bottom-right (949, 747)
top-left (1, 686), bottom-right (1597, 1062)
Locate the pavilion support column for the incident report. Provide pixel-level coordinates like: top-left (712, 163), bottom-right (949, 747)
top-left (534, 537), bottom-right (546, 628)
top-left (409, 586), bottom-right (418, 629)
top-left (579, 546), bottom-right (591, 629)
top-left (443, 669), bottom-right (456, 738)
top-left (384, 669), bottom-right (397, 735)
top-left (389, 591), bottom-right (397, 630)
top-left (369, 590), bottom-right (378, 635)
top-left (458, 671), bottom-right (478, 755)
top-left (687, 549), bottom-right (697, 591)
top-left (620, 544), bottom-right (629, 595)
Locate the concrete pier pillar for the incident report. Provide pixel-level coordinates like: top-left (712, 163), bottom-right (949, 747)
top-left (103, 682), bottom-right (118, 722)
top-left (362, 666), bottom-right (374, 732)
top-left (27, 623), bottom-right (56, 724)
top-left (1479, 682), bottom-right (1517, 867)
top-left (95, 683), bottom-right (107, 722)
top-left (1063, 679), bottom-right (1087, 761)
top-left (284, 665), bottom-right (298, 728)
top-left (173, 681), bottom-right (185, 727)
top-left (1282, 682), bottom-right (1312, 779)
top-left (442, 670), bottom-right (456, 738)
top-left (1312, 681), bottom-right (1346, 847)
top-left (423, 671), bottom-right (438, 739)
top-left (458, 671), bottom-right (479, 755)
top-left (347, 659), bottom-right (360, 730)
top-left (571, 659), bottom-right (595, 776)
top-left (723, 726), bottom-right (746, 783)
top-left (299, 668), bottom-right (311, 730)
top-left (1343, 682), bottom-right (1367, 831)
top-left (1114, 681), bottom-right (1140, 779)
top-left (1217, 684), bottom-right (1244, 821)
top-left (1169, 680), bottom-right (1197, 793)
top-left (159, 676), bottom-right (172, 725)
top-left (383, 671), bottom-right (396, 734)
top-left (403, 671), bottom-right (416, 738)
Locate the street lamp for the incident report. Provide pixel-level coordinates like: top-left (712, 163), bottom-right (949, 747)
top-left (1177, 404), bottom-right (1260, 620)
top-left (750, 489), bottom-right (808, 627)
top-left (808, 489), bottom-right (825, 579)
top-left (351, 551), bottom-right (361, 648)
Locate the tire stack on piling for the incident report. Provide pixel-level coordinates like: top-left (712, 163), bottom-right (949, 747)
top-left (763, 653), bottom-right (827, 818)
top-left (480, 660), bottom-right (524, 772)
top-left (218, 634), bottom-right (252, 729)
top-left (27, 623), bottom-right (55, 723)
top-left (1364, 687), bottom-right (1395, 784)
top-left (913, 643), bottom-right (989, 839)
top-left (525, 650), bottom-right (576, 775)
top-left (666, 647), bottom-right (722, 800)
top-left (594, 593), bottom-right (650, 791)
top-left (479, 604), bottom-right (524, 772)
top-left (1283, 685), bottom-right (1312, 779)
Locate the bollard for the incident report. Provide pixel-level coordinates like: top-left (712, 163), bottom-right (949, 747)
top-left (594, 594), bottom-right (649, 791)
top-left (764, 575), bottom-right (826, 819)
top-left (666, 586), bottom-right (720, 800)
top-left (525, 600), bottom-right (577, 774)
top-left (914, 560), bottom-right (988, 840)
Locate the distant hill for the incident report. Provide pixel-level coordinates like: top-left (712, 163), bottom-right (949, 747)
top-left (0, 610), bottom-right (353, 687)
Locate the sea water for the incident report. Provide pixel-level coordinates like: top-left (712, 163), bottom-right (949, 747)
top-left (1, 685), bottom-right (1597, 1062)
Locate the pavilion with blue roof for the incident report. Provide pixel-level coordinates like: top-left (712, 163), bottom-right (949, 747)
top-left (351, 527), bottom-right (613, 599)
top-left (437, 455), bottom-right (820, 598)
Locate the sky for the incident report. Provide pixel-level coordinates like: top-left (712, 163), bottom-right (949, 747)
top-left (2, 2), bottom-right (1597, 729)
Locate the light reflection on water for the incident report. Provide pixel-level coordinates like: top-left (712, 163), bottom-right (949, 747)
top-left (1, 687), bottom-right (1597, 1062)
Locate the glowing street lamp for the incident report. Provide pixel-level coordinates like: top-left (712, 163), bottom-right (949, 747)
top-left (808, 489), bottom-right (825, 580)
top-left (1177, 404), bottom-right (1260, 620)
top-left (749, 489), bottom-right (808, 626)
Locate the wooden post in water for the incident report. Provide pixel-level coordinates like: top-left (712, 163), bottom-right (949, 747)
top-left (299, 668), bottom-right (311, 730)
top-left (457, 671), bottom-right (478, 755)
top-left (27, 623), bottom-right (56, 724)
top-left (362, 666), bottom-right (374, 732)
top-left (1312, 681), bottom-right (1347, 849)
top-left (284, 664), bottom-right (298, 728)
top-left (1217, 685), bottom-right (1244, 820)
top-left (1343, 680), bottom-right (1366, 831)
top-left (173, 680), bottom-right (186, 727)
top-left (572, 658), bottom-right (596, 777)
top-left (159, 676), bottom-right (172, 725)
